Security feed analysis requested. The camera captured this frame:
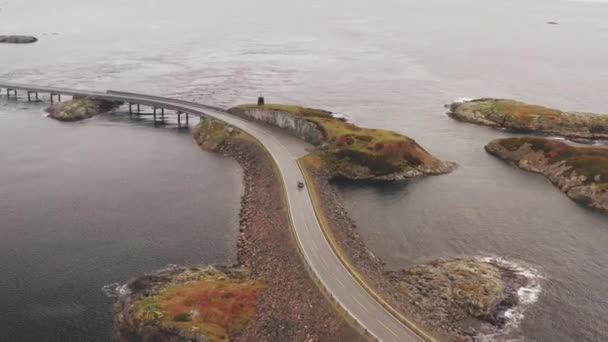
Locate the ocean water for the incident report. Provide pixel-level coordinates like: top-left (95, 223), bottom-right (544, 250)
top-left (1, 0), bottom-right (608, 340)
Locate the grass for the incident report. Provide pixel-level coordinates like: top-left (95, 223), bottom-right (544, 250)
top-left (235, 104), bottom-right (333, 118)
top-left (498, 137), bottom-right (608, 182)
top-left (195, 118), bottom-right (230, 145)
top-left (131, 269), bottom-right (265, 341)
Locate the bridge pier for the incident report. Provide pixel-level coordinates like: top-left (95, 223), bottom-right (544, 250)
top-left (27, 91), bottom-right (38, 102)
top-left (50, 93), bottom-right (61, 104)
top-left (6, 88), bottom-right (17, 98)
top-left (153, 106), bottom-right (157, 122)
top-left (177, 111), bottom-right (182, 127)
top-left (161, 107), bottom-right (165, 121)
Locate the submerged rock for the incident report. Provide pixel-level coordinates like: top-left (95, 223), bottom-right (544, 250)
top-left (448, 98), bottom-right (608, 141)
top-left (0, 35), bottom-right (38, 44)
top-left (46, 97), bottom-right (123, 122)
top-left (485, 137), bottom-right (608, 211)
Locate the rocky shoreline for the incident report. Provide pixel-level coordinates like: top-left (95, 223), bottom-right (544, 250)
top-left (113, 120), bottom-right (360, 341)
top-left (448, 98), bottom-right (608, 142)
top-left (485, 137), bottom-right (608, 211)
top-left (300, 155), bottom-right (536, 340)
top-left (46, 97), bottom-right (123, 122)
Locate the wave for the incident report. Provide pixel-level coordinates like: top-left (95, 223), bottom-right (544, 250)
top-left (453, 97), bottom-right (474, 103)
top-left (476, 255), bottom-right (544, 341)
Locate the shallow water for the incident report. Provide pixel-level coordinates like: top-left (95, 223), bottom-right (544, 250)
top-left (1, 0), bottom-right (608, 340)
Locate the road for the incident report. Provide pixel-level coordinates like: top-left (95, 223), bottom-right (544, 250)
top-left (0, 82), bottom-right (423, 342)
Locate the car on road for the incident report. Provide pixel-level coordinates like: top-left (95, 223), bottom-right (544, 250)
top-left (297, 181), bottom-right (304, 189)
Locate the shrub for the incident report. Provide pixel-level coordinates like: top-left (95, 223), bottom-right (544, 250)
top-left (173, 312), bottom-right (192, 322)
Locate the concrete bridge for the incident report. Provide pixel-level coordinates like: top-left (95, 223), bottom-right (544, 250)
top-left (0, 82), bottom-right (427, 342)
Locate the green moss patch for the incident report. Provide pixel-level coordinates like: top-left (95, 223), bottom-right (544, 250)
top-left (235, 104), bottom-right (333, 118)
top-left (192, 118), bottom-right (235, 152)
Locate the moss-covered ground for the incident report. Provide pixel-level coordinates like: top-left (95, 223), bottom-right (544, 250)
top-left (131, 268), bottom-right (265, 341)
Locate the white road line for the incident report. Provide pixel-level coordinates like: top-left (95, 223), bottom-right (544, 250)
top-left (311, 237), bottom-right (319, 251)
top-left (351, 295), bottom-right (369, 312)
top-left (320, 254), bottom-right (329, 268)
top-left (378, 319), bottom-right (400, 339)
top-left (335, 277), bottom-right (345, 288)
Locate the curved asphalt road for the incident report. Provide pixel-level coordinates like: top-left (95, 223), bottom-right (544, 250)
top-left (0, 82), bottom-right (422, 342)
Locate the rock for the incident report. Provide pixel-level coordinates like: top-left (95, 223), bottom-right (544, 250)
top-left (0, 35), bottom-right (38, 44)
top-left (387, 258), bottom-right (527, 334)
top-left (47, 97), bottom-right (123, 122)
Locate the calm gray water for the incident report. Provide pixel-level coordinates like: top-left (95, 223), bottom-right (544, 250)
top-left (1, 0), bottom-right (608, 340)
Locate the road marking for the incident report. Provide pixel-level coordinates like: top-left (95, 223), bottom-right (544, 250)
top-left (335, 277), bottom-right (345, 288)
top-left (311, 238), bottom-right (319, 251)
top-left (377, 319), bottom-right (400, 339)
top-left (351, 295), bottom-right (369, 312)
top-left (320, 255), bottom-right (329, 268)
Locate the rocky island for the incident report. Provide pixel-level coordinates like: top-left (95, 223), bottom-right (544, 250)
top-left (448, 98), bottom-right (608, 141)
top-left (230, 104), bottom-right (456, 180)
top-left (0, 35), bottom-right (38, 44)
top-left (115, 265), bottom-right (265, 341)
top-left (46, 97), bottom-right (123, 122)
top-left (486, 137), bottom-right (608, 211)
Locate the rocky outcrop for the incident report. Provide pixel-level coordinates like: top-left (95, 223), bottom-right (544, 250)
top-left (448, 98), bottom-right (608, 141)
top-left (114, 265), bottom-right (264, 342)
top-left (192, 118), bottom-right (234, 152)
top-left (228, 106), bottom-right (325, 145)
top-left (0, 35), bottom-right (38, 44)
top-left (485, 137), bottom-right (608, 211)
top-left (387, 258), bottom-right (526, 334)
top-left (47, 97), bottom-right (123, 121)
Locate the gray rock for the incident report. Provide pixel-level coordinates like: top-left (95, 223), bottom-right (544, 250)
top-left (0, 35), bottom-right (38, 44)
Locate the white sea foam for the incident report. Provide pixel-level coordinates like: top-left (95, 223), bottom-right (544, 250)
top-left (475, 256), bottom-right (544, 341)
top-left (101, 282), bottom-right (131, 298)
top-left (454, 97), bottom-right (473, 103)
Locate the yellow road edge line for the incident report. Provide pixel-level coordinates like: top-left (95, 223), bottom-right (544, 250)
top-left (297, 158), bottom-right (437, 342)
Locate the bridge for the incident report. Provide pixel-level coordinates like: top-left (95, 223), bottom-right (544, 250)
top-left (0, 82), bottom-right (427, 342)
